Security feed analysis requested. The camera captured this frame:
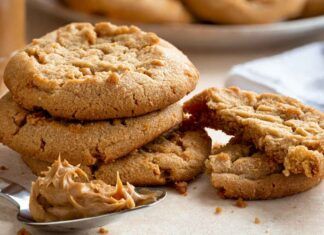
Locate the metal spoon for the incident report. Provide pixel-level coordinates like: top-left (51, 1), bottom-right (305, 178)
top-left (0, 178), bottom-right (166, 232)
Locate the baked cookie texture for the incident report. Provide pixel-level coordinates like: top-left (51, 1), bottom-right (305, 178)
top-left (206, 142), bottom-right (321, 200)
top-left (64, 0), bottom-right (193, 23)
top-left (4, 22), bottom-right (198, 120)
top-left (95, 128), bottom-right (211, 185)
top-left (184, 0), bottom-right (306, 24)
top-left (302, 0), bottom-right (324, 17)
top-left (0, 93), bottom-right (183, 165)
top-left (184, 87), bottom-right (324, 178)
top-left (22, 128), bottom-right (211, 186)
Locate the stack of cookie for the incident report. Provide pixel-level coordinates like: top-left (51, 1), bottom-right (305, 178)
top-left (0, 22), bottom-right (211, 186)
top-left (184, 87), bottom-right (324, 200)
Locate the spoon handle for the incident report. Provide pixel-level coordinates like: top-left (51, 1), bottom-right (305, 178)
top-left (0, 179), bottom-right (30, 210)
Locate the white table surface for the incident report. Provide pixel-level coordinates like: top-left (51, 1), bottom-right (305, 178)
top-left (0, 2), bottom-right (324, 235)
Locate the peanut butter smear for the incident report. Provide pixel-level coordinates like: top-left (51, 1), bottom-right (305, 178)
top-left (29, 157), bottom-right (156, 222)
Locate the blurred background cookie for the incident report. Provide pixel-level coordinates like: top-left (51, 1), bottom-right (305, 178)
top-left (183, 0), bottom-right (306, 24)
top-left (64, 0), bottom-right (193, 23)
top-left (302, 0), bottom-right (324, 17)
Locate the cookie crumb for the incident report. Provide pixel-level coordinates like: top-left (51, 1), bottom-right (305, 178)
top-left (215, 207), bottom-right (222, 214)
top-left (0, 165), bottom-right (8, 170)
top-left (98, 227), bottom-right (109, 234)
top-left (151, 59), bottom-right (164, 66)
top-left (235, 198), bottom-right (247, 208)
top-left (254, 217), bottom-right (261, 224)
top-left (193, 186), bottom-right (197, 190)
top-left (107, 72), bottom-right (119, 85)
top-left (174, 181), bottom-right (188, 196)
top-left (17, 228), bottom-right (31, 235)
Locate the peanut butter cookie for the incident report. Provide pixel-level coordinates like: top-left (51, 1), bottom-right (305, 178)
top-left (206, 142), bottom-right (321, 200)
top-left (184, 0), bottom-right (306, 24)
top-left (64, 0), bottom-right (193, 23)
top-left (22, 128), bottom-right (211, 186)
top-left (0, 93), bottom-right (183, 165)
top-left (4, 22), bottom-right (198, 120)
top-left (184, 87), bottom-right (324, 178)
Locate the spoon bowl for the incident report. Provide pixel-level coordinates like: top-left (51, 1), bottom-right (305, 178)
top-left (0, 178), bottom-right (166, 232)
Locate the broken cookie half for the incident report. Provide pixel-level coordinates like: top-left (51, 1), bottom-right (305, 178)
top-left (205, 141), bottom-right (321, 200)
top-left (184, 87), bottom-right (324, 178)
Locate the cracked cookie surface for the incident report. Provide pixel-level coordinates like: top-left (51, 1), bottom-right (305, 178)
top-left (4, 22), bottom-right (198, 120)
top-left (206, 142), bottom-right (321, 200)
top-left (0, 93), bottom-right (183, 165)
top-left (184, 87), bottom-right (324, 178)
top-left (64, 0), bottom-right (193, 23)
top-left (22, 128), bottom-right (211, 186)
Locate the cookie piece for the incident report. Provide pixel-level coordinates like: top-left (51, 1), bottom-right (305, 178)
top-left (22, 128), bottom-right (211, 186)
top-left (95, 128), bottom-right (211, 185)
top-left (64, 0), bottom-right (193, 24)
top-left (4, 22), bottom-right (198, 120)
top-left (206, 142), bottom-right (321, 200)
top-left (184, 87), bottom-right (324, 178)
top-left (184, 0), bottom-right (306, 24)
top-left (302, 0), bottom-right (324, 17)
top-left (0, 93), bottom-right (183, 165)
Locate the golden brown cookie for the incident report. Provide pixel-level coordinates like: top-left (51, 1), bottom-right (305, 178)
top-left (184, 0), bottom-right (306, 24)
top-left (184, 87), bottom-right (324, 178)
top-left (302, 0), bottom-right (324, 17)
top-left (0, 93), bottom-right (183, 165)
top-left (4, 22), bottom-right (198, 120)
top-left (64, 0), bottom-right (193, 23)
top-left (206, 142), bottom-right (321, 200)
top-left (22, 128), bottom-right (211, 186)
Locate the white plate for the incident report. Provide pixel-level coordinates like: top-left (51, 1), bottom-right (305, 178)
top-left (29, 0), bottom-right (324, 49)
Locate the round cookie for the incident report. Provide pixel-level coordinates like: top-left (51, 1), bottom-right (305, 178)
top-left (302, 0), bottom-right (324, 17)
top-left (205, 143), bottom-right (321, 200)
top-left (22, 128), bottom-right (211, 186)
top-left (0, 93), bottom-right (183, 165)
top-left (184, 0), bottom-right (306, 24)
top-left (64, 0), bottom-right (193, 24)
top-left (4, 22), bottom-right (198, 120)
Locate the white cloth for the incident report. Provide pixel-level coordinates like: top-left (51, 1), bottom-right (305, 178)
top-left (226, 42), bottom-right (324, 110)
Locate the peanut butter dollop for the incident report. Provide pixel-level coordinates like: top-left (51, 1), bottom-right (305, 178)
top-left (29, 157), bottom-right (156, 222)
